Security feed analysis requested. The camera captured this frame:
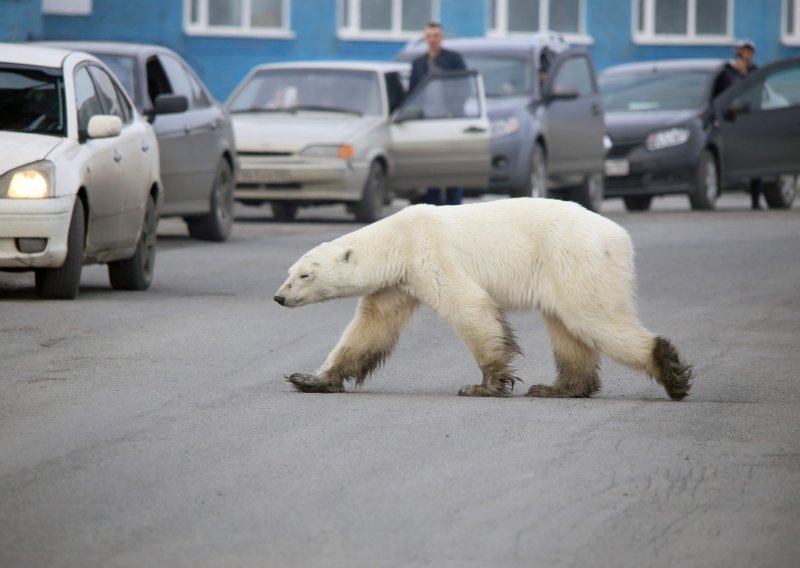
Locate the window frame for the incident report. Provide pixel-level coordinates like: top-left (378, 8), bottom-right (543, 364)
top-left (783, 0), bottom-right (800, 45)
top-left (632, 0), bottom-right (733, 45)
top-left (487, 0), bottom-right (591, 45)
top-left (184, 0), bottom-right (295, 39)
top-left (338, 0), bottom-right (439, 41)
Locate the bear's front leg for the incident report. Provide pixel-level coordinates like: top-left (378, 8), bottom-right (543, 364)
top-left (286, 372), bottom-right (346, 393)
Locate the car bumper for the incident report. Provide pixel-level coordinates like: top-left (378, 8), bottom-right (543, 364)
top-left (604, 142), bottom-right (698, 197)
top-left (234, 156), bottom-right (369, 202)
top-left (0, 196), bottom-right (73, 269)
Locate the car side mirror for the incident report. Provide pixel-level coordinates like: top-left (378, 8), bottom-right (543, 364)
top-left (87, 115), bottom-right (122, 139)
top-left (723, 97), bottom-right (750, 120)
top-left (545, 83), bottom-right (580, 102)
top-left (154, 94), bottom-right (189, 116)
top-left (393, 106), bottom-right (424, 123)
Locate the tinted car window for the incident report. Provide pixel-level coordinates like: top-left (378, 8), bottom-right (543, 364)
top-left (385, 71), bottom-right (405, 113)
top-left (158, 54), bottom-right (197, 109)
top-left (94, 54), bottom-right (136, 102)
top-left (738, 66), bottom-right (800, 111)
top-left (74, 66), bottom-right (103, 134)
top-left (0, 66), bottom-right (65, 136)
top-left (400, 73), bottom-right (481, 119)
top-left (88, 65), bottom-right (129, 122)
top-left (553, 56), bottom-right (594, 96)
top-left (185, 67), bottom-right (212, 108)
top-left (600, 69), bottom-right (713, 111)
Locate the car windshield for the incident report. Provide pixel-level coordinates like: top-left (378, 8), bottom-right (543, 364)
top-left (600, 69), bottom-right (713, 111)
top-left (0, 66), bottom-right (66, 136)
top-left (93, 53), bottom-right (137, 104)
top-left (228, 68), bottom-right (382, 115)
top-left (462, 55), bottom-right (534, 98)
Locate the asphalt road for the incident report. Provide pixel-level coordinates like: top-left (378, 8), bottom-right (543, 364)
top-left (1, 193), bottom-right (799, 568)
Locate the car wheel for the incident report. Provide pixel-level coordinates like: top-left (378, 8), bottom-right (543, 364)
top-left (186, 159), bottom-right (234, 242)
top-left (762, 174), bottom-right (797, 210)
top-left (108, 194), bottom-right (157, 291)
top-left (353, 161), bottom-right (385, 223)
top-left (623, 195), bottom-right (653, 212)
top-left (689, 150), bottom-right (719, 210)
top-left (512, 143), bottom-right (547, 198)
top-left (35, 199), bottom-right (85, 300)
top-left (572, 171), bottom-right (604, 213)
top-left (271, 202), bottom-right (298, 221)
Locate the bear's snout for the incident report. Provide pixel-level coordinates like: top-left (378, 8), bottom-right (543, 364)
top-left (274, 295), bottom-right (286, 306)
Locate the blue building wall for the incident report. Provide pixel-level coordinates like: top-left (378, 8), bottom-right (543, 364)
top-left (1, 0), bottom-right (797, 100)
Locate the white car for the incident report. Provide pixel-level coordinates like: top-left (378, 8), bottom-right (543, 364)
top-left (226, 61), bottom-right (491, 222)
top-left (0, 44), bottom-right (162, 299)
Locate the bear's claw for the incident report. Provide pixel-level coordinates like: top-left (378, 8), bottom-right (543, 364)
top-left (286, 373), bottom-right (344, 393)
top-left (458, 384), bottom-right (509, 397)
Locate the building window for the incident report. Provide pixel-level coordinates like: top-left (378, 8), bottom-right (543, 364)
top-left (185, 0), bottom-right (292, 37)
top-left (784, 0), bottom-right (800, 44)
top-left (339, 0), bottom-right (438, 39)
top-left (488, 0), bottom-right (585, 38)
top-left (634, 0), bottom-right (731, 44)
top-left (43, 0), bottom-right (92, 15)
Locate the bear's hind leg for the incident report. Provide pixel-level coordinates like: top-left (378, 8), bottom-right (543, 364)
top-left (288, 287), bottom-right (419, 393)
top-left (528, 314), bottom-right (601, 398)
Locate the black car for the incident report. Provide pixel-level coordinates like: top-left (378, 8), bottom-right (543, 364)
top-left (396, 34), bottom-right (606, 212)
top-left (600, 57), bottom-right (800, 211)
top-left (41, 41), bottom-right (238, 240)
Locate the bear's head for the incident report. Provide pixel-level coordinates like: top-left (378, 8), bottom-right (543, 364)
top-left (274, 241), bottom-right (362, 308)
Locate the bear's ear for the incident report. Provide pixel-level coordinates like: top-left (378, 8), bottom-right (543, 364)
top-left (341, 247), bottom-right (354, 264)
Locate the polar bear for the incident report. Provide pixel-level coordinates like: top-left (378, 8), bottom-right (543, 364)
top-left (274, 198), bottom-right (693, 399)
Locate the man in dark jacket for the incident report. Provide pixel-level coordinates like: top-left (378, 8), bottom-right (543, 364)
top-left (409, 22), bottom-right (466, 206)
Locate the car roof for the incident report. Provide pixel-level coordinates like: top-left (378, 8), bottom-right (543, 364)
top-left (398, 33), bottom-right (570, 58)
top-left (601, 58), bottom-right (727, 76)
top-left (0, 42), bottom-right (72, 68)
top-left (36, 40), bottom-right (175, 57)
top-left (250, 60), bottom-right (410, 73)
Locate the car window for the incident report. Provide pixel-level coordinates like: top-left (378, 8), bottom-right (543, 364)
top-left (737, 66), bottom-right (800, 112)
top-left (399, 72), bottom-right (481, 120)
top-left (228, 68), bottom-right (383, 115)
top-left (600, 69), bottom-right (714, 111)
top-left (553, 56), bottom-right (594, 97)
top-left (88, 65), bottom-right (130, 123)
top-left (157, 54), bottom-right (198, 109)
top-left (0, 65), bottom-right (66, 136)
top-left (185, 67), bottom-right (212, 108)
top-left (385, 72), bottom-right (405, 113)
top-left (462, 55), bottom-right (534, 98)
top-left (94, 54), bottom-right (136, 102)
top-left (74, 66), bottom-right (104, 134)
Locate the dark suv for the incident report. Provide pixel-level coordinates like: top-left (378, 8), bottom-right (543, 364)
top-left (396, 33), bottom-right (606, 212)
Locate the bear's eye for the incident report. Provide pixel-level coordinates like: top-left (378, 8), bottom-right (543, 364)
top-left (299, 273), bottom-right (310, 279)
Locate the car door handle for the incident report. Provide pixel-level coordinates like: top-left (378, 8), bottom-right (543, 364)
top-left (113, 150), bottom-right (123, 163)
top-left (463, 126), bottom-right (486, 134)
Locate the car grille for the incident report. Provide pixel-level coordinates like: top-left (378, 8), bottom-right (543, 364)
top-left (605, 174), bottom-right (646, 189)
top-left (607, 142), bottom-right (640, 159)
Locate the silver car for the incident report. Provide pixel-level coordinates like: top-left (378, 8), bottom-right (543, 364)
top-left (226, 61), bottom-right (491, 222)
top-left (0, 44), bottom-right (162, 299)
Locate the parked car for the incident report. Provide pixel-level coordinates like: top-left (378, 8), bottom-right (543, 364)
top-left (395, 33), bottom-right (606, 212)
top-left (226, 61), bottom-right (490, 222)
top-left (0, 43), bottom-right (162, 299)
top-left (40, 41), bottom-right (238, 240)
top-left (600, 57), bottom-right (800, 211)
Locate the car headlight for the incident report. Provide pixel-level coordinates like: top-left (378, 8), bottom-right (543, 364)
top-left (603, 134), bottom-right (613, 152)
top-left (646, 127), bottom-right (690, 151)
top-left (300, 144), bottom-right (355, 159)
top-left (0, 161), bottom-right (55, 199)
top-left (490, 116), bottom-right (520, 139)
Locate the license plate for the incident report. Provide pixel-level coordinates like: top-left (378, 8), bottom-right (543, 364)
top-left (604, 159), bottom-right (630, 177)
top-left (239, 169), bottom-right (292, 183)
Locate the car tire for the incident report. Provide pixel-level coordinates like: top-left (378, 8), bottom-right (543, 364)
top-left (571, 171), bottom-right (604, 213)
top-left (623, 195), bottom-right (653, 211)
top-left (271, 202), bottom-right (298, 221)
top-left (186, 159), bottom-right (234, 242)
top-left (512, 143), bottom-right (547, 199)
top-left (35, 199), bottom-right (85, 300)
top-left (762, 175), bottom-right (797, 210)
top-left (353, 161), bottom-right (385, 223)
top-left (689, 150), bottom-right (719, 210)
top-left (108, 194), bottom-right (157, 291)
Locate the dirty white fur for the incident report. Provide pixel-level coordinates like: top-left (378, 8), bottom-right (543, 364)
top-left (275, 198), bottom-right (692, 398)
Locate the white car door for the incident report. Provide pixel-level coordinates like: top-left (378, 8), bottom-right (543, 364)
top-left (389, 70), bottom-right (490, 191)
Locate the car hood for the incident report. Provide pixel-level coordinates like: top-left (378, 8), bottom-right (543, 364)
top-left (231, 112), bottom-right (383, 153)
top-left (486, 96), bottom-right (530, 119)
top-left (0, 132), bottom-right (64, 174)
top-left (604, 110), bottom-right (699, 142)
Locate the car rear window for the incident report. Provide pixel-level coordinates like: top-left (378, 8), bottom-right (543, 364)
top-left (0, 65), bottom-right (66, 137)
top-left (600, 69), bottom-right (714, 111)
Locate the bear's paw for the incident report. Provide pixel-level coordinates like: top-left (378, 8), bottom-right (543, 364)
top-left (286, 373), bottom-right (345, 393)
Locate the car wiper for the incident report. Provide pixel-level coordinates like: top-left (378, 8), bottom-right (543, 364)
top-left (229, 107), bottom-right (293, 114)
top-left (289, 105), bottom-right (363, 116)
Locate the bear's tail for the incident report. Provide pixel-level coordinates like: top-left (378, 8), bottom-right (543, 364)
top-left (650, 337), bottom-right (694, 401)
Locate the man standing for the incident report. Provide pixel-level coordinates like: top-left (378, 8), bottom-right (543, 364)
top-left (409, 22), bottom-right (466, 206)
